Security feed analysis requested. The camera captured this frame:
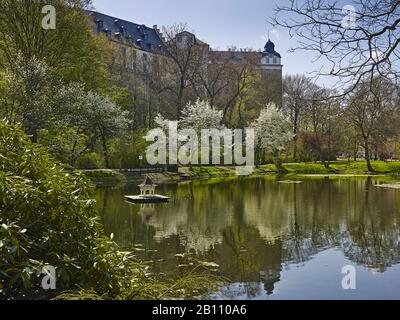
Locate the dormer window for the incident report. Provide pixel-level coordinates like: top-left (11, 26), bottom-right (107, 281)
top-left (120, 26), bottom-right (126, 36)
top-left (103, 28), bottom-right (111, 37)
top-left (96, 20), bottom-right (104, 32)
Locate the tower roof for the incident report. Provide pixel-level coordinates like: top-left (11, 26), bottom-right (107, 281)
top-left (263, 39), bottom-right (281, 58)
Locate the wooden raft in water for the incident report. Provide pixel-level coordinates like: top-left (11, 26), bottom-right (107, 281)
top-left (124, 195), bottom-right (170, 204)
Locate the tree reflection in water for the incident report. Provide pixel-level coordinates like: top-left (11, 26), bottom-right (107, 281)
top-left (96, 176), bottom-right (400, 299)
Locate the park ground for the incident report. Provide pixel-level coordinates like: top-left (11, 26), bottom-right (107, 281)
top-left (83, 160), bottom-right (400, 185)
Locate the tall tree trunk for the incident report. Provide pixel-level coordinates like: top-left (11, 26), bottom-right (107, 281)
top-left (293, 132), bottom-right (298, 162)
top-left (147, 97), bottom-right (152, 129)
top-left (24, 119), bottom-right (38, 143)
top-left (274, 151), bottom-right (283, 171)
top-left (177, 76), bottom-right (185, 120)
top-left (70, 140), bottom-right (78, 167)
top-left (102, 134), bottom-right (110, 169)
top-left (353, 143), bottom-right (357, 161)
top-left (327, 130), bottom-right (332, 167)
top-left (293, 109), bottom-right (299, 162)
top-left (364, 138), bottom-right (374, 172)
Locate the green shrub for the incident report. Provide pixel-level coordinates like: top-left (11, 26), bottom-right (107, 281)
top-left (0, 120), bottom-right (142, 298)
top-left (0, 120), bottom-right (224, 300)
top-left (82, 170), bottom-right (126, 186)
top-left (77, 153), bottom-right (103, 169)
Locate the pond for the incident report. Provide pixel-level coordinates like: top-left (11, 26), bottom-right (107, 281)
top-left (95, 176), bottom-right (400, 300)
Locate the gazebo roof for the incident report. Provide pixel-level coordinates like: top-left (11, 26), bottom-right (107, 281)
top-left (138, 175), bottom-right (157, 187)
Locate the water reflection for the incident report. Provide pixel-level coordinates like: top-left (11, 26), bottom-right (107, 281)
top-left (96, 176), bottom-right (400, 299)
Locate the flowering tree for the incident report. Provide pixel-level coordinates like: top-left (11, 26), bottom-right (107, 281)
top-left (180, 99), bottom-right (223, 131)
top-left (152, 100), bottom-right (227, 166)
top-left (0, 55), bottom-right (60, 142)
top-left (48, 83), bottom-right (129, 167)
top-left (153, 99), bottom-right (224, 134)
top-left (154, 113), bottom-right (177, 132)
top-left (251, 104), bottom-right (293, 167)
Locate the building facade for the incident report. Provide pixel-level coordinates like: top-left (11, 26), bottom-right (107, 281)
top-left (87, 11), bottom-right (283, 123)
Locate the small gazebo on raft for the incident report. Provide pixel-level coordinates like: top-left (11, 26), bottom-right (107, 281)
top-left (138, 175), bottom-right (158, 195)
top-left (124, 175), bottom-right (170, 204)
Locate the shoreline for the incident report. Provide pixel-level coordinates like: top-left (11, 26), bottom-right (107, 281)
top-left (82, 161), bottom-right (400, 186)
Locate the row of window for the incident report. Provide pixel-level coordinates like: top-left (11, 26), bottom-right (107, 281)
top-left (263, 57), bottom-right (281, 65)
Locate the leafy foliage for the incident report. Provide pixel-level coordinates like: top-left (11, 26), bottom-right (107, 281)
top-left (251, 104), bottom-right (293, 165)
top-left (0, 54), bottom-right (62, 141)
top-left (42, 83), bottom-right (130, 167)
top-left (0, 120), bottom-right (140, 298)
top-left (180, 99), bottom-right (224, 131)
top-left (0, 0), bottom-right (112, 91)
top-left (0, 120), bottom-right (224, 299)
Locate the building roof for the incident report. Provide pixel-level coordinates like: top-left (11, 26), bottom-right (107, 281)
top-left (139, 175), bottom-right (157, 187)
top-left (175, 31), bottom-right (209, 47)
top-left (87, 11), bottom-right (164, 54)
top-left (263, 40), bottom-right (281, 58)
top-left (86, 11), bottom-right (281, 62)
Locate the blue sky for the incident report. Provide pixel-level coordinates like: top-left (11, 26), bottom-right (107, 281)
top-left (91, 0), bottom-right (332, 85)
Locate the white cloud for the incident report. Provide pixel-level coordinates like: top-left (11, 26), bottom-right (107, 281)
top-left (270, 28), bottom-right (280, 39)
top-left (259, 28), bottom-right (280, 41)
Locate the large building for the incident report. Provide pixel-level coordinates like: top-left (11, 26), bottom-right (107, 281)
top-left (89, 11), bottom-right (164, 54)
top-left (211, 40), bottom-right (283, 108)
top-left (87, 11), bottom-right (283, 121)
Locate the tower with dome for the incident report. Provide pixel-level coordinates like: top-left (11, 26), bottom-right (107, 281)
top-left (259, 38), bottom-right (283, 108)
top-left (261, 39), bottom-right (282, 70)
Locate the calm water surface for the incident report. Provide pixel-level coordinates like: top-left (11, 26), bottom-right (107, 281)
top-left (95, 176), bottom-right (400, 300)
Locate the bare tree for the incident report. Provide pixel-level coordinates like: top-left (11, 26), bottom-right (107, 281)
top-left (344, 78), bottom-right (398, 171)
top-left (161, 24), bottom-right (209, 119)
top-left (283, 74), bottom-right (313, 161)
top-left (303, 86), bottom-right (342, 165)
top-left (195, 53), bottom-right (231, 108)
top-left (212, 51), bottom-right (261, 126)
top-left (223, 62), bottom-right (255, 126)
top-left (271, 0), bottom-right (400, 95)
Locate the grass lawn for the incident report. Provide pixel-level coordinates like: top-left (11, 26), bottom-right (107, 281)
top-left (82, 169), bottom-right (127, 185)
top-left (329, 161), bottom-right (400, 174)
top-left (83, 161), bottom-right (400, 185)
top-left (253, 160), bottom-right (400, 175)
top-left (187, 161), bottom-right (400, 177)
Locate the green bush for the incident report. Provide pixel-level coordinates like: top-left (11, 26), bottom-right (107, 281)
top-left (0, 120), bottom-right (224, 300)
top-left (82, 170), bottom-right (126, 186)
top-left (107, 131), bottom-right (149, 169)
top-left (77, 153), bottom-right (103, 169)
top-left (0, 120), bottom-right (139, 298)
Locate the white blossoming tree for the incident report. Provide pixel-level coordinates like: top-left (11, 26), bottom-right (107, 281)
top-left (152, 100), bottom-right (227, 166)
top-left (154, 113), bottom-right (177, 133)
top-left (251, 104), bottom-right (293, 168)
top-left (47, 83), bottom-right (129, 167)
top-left (180, 100), bottom-right (228, 166)
top-left (180, 99), bottom-right (223, 131)
top-left (154, 99), bottom-right (223, 133)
